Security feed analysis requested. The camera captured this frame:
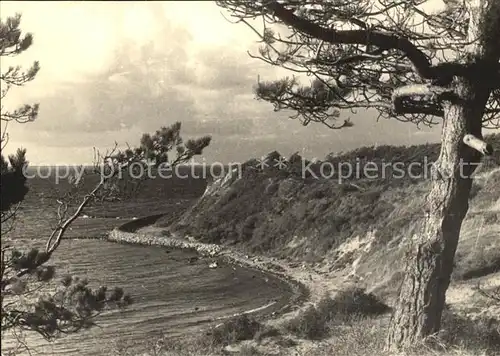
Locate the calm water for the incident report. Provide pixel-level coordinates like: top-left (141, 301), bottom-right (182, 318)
top-left (2, 200), bottom-right (292, 355)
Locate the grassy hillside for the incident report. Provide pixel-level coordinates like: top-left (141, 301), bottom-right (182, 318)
top-left (143, 134), bottom-right (500, 356)
top-left (162, 134), bottom-right (500, 291)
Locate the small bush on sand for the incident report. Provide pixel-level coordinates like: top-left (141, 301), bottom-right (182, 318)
top-left (284, 288), bottom-right (390, 339)
top-left (206, 314), bottom-right (262, 346)
top-left (253, 324), bottom-right (280, 342)
top-left (301, 318), bottom-right (387, 356)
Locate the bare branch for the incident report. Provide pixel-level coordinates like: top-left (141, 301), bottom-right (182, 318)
top-left (463, 134), bottom-right (494, 156)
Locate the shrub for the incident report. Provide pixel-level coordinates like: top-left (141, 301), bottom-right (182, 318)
top-left (435, 310), bottom-right (500, 354)
top-left (284, 288), bottom-right (390, 339)
top-left (284, 305), bottom-right (328, 339)
top-left (253, 324), bottom-right (280, 342)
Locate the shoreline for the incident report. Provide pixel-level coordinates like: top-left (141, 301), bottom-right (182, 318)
top-left (80, 213), bottom-right (311, 325)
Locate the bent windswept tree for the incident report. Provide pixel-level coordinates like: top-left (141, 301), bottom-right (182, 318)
top-left (1, 13), bottom-right (212, 353)
top-left (216, 0), bottom-right (500, 350)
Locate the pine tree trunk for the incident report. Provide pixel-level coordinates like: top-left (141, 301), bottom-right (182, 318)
top-left (385, 77), bottom-right (492, 351)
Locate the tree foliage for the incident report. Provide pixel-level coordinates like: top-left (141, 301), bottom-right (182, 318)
top-left (0, 13), bottom-right (39, 125)
top-left (1, 13), bottom-right (37, 226)
top-left (215, 0), bottom-right (500, 351)
top-left (94, 122), bottom-right (212, 201)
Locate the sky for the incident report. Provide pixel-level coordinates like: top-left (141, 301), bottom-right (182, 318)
top-left (0, 1), bottom-right (446, 165)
